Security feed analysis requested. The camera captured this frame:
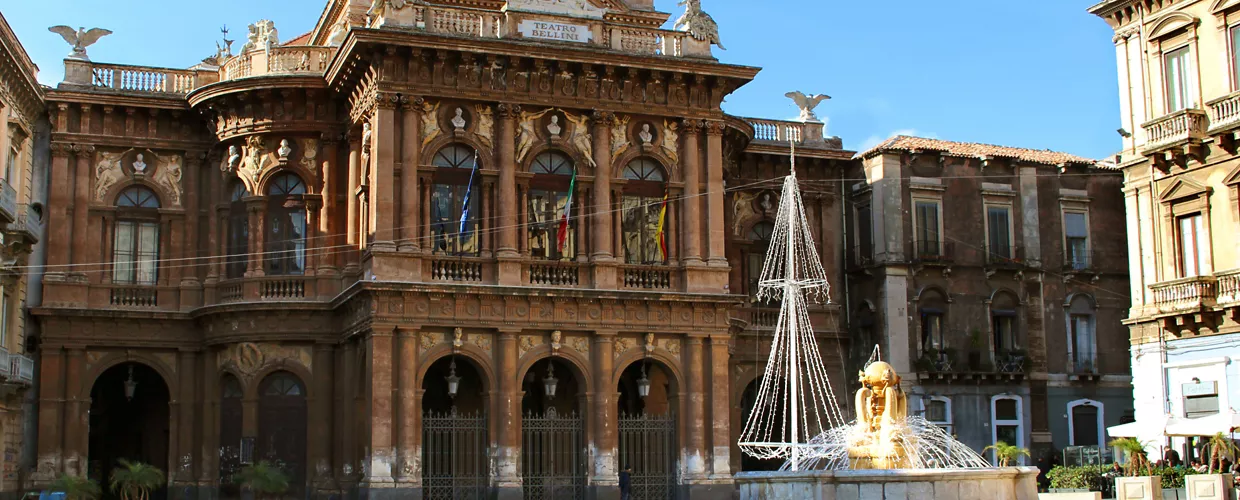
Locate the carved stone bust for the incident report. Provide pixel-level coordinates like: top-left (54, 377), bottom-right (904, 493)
top-left (639, 123), bottom-right (653, 144)
top-left (132, 153), bottom-right (147, 174)
top-left (451, 107), bottom-right (467, 131)
top-left (547, 115), bottom-right (562, 138)
top-left (278, 139), bottom-right (292, 160)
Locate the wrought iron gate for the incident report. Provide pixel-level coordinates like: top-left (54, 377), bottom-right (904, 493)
top-left (619, 412), bottom-right (678, 500)
top-left (423, 408), bottom-right (489, 500)
top-left (522, 408), bottom-right (586, 500)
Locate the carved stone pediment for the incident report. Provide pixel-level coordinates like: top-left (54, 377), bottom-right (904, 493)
top-left (1159, 176), bottom-right (1210, 204)
top-left (504, 0), bottom-right (607, 19)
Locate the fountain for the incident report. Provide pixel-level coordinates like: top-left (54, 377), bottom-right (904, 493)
top-left (733, 142), bottom-right (1038, 499)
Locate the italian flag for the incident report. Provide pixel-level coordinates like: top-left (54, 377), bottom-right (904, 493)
top-left (655, 191), bottom-right (669, 260)
top-left (557, 167), bottom-right (578, 254)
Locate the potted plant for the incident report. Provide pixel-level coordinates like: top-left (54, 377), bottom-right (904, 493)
top-left (1183, 433), bottom-right (1240, 500)
top-left (49, 473), bottom-right (102, 500)
top-left (234, 461), bottom-right (289, 500)
top-left (1110, 437), bottom-right (1159, 499)
top-left (982, 440), bottom-right (1030, 467)
top-left (967, 328), bottom-right (984, 371)
top-left (915, 348), bottom-right (940, 372)
top-left (110, 459), bottom-right (165, 500)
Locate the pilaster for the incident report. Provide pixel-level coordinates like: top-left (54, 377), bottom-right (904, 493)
top-left (680, 120), bottom-right (703, 266)
top-left (71, 144), bottom-right (93, 274)
top-left (494, 329), bottom-right (522, 499)
top-left (399, 97), bottom-right (423, 253)
top-left (371, 93), bottom-right (399, 253)
top-left (496, 104), bottom-right (520, 259)
top-left (704, 121), bottom-right (727, 268)
top-left (590, 332), bottom-right (618, 493)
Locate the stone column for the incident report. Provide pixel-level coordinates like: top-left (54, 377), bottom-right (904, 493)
top-left (345, 131), bottom-right (362, 274)
top-left (35, 348), bottom-right (64, 479)
top-left (400, 98), bottom-right (422, 252)
top-left (707, 336), bottom-right (731, 478)
top-left (310, 343), bottom-right (335, 493)
top-left (72, 145), bottom-right (94, 273)
top-left (590, 333), bottom-right (619, 497)
top-left (494, 330), bottom-right (522, 499)
top-left (199, 350), bottom-right (220, 492)
top-left (363, 327), bottom-right (396, 491)
top-left (680, 120), bottom-right (703, 265)
top-left (704, 121), bottom-right (727, 267)
top-left (175, 350), bottom-right (198, 485)
top-left (46, 144), bottom-right (73, 274)
top-left (683, 336), bottom-right (706, 480)
top-left (245, 199), bottom-right (265, 278)
top-left (591, 112), bottom-right (613, 261)
top-left (496, 104), bottom-right (519, 258)
top-left (395, 327), bottom-right (420, 489)
top-left (305, 199), bottom-right (321, 279)
top-left (62, 348), bottom-right (85, 476)
top-left (371, 95), bottom-right (399, 252)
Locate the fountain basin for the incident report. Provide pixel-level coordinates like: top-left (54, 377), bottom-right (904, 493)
top-left (736, 467), bottom-right (1039, 500)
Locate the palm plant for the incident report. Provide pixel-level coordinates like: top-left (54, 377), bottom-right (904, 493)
top-left (234, 461), bottom-right (289, 500)
top-left (48, 473), bottom-right (101, 500)
top-left (982, 440), bottom-right (1031, 467)
top-left (1206, 432), bottom-right (1240, 474)
top-left (109, 459), bottom-right (165, 500)
top-left (1109, 437), bottom-right (1153, 477)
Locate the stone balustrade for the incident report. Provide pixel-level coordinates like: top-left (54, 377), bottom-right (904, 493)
top-left (11, 354), bottom-right (33, 385)
top-left (431, 258), bottom-right (486, 283)
top-left (1149, 275), bottom-right (1217, 313)
top-left (220, 46), bottom-right (334, 81)
top-left (1141, 108), bottom-right (1209, 155)
top-left (1216, 269), bottom-right (1240, 307)
top-left (85, 63), bottom-right (202, 94)
top-left (0, 347), bottom-right (12, 381)
top-left (1208, 91), bottom-right (1240, 134)
top-left (259, 278), bottom-right (307, 300)
top-left (621, 265), bottom-right (673, 290)
top-left (528, 261), bottom-right (582, 287)
top-left (0, 180), bottom-right (15, 224)
top-left (109, 286), bottom-right (159, 308)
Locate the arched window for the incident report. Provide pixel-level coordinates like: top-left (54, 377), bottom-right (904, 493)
top-left (264, 173), bottom-right (307, 275)
top-left (528, 151), bottom-right (576, 261)
top-left (1068, 399), bottom-right (1104, 448)
top-left (1068, 295), bottom-right (1097, 373)
top-left (745, 220), bottom-right (775, 297)
top-left (430, 144), bottom-right (480, 256)
top-left (991, 395), bottom-right (1025, 465)
top-left (113, 186), bottom-right (161, 285)
top-left (226, 182), bottom-right (249, 279)
top-left (923, 396), bottom-right (953, 434)
top-left (258, 372), bottom-right (307, 497)
top-left (621, 158), bottom-right (668, 265)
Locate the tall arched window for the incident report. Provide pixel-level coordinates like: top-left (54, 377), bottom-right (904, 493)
top-left (226, 182), bottom-right (249, 279)
top-left (621, 158), bottom-right (668, 265)
top-left (265, 173), bottom-right (307, 275)
top-left (113, 186), bottom-right (161, 285)
top-left (528, 151), bottom-right (576, 260)
top-left (1068, 295), bottom-right (1097, 373)
top-left (745, 220), bottom-right (775, 297)
top-left (431, 144), bottom-right (480, 256)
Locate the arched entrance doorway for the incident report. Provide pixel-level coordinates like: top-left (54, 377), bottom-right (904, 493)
top-left (257, 372), bottom-right (307, 499)
top-left (218, 375), bottom-right (243, 499)
top-left (421, 356), bottom-right (488, 499)
top-left (617, 360), bottom-right (678, 500)
top-left (738, 378), bottom-right (783, 472)
top-left (87, 362), bottom-right (170, 500)
top-left (521, 357), bottom-right (585, 499)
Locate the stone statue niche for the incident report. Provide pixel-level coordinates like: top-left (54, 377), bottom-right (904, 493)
top-left (849, 361), bottom-right (910, 470)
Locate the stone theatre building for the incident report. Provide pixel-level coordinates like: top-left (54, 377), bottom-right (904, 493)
top-left (26, 1), bottom-right (852, 499)
top-left (7, 0), bottom-right (1135, 499)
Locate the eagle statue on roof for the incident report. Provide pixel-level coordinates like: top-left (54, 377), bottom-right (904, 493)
top-left (674, 0), bottom-right (725, 50)
top-left (785, 91), bottom-right (831, 123)
top-left (48, 26), bottom-right (112, 60)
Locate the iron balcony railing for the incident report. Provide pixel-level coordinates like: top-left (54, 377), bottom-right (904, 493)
top-left (985, 244), bottom-right (1026, 269)
top-left (912, 240), bottom-right (953, 264)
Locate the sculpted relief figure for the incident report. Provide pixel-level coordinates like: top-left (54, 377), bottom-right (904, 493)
top-left (300, 138), bottom-right (319, 170)
top-left (94, 151), bottom-right (124, 202)
top-left (155, 156), bottom-right (184, 207)
top-left (474, 105), bottom-right (495, 148)
top-left (732, 191), bottom-right (756, 236)
top-left (240, 136), bottom-right (268, 192)
top-left (240, 20), bottom-right (279, 53)
top-left (611, 115), bottom-right (631, 158)
top-left (564, 112), bottom-right (596, 167)
top-left (516, 108), bottom-right (551, 163)
top-left (225, 145), bottom-right (242, 173)
top-left (661, 119), bottom-right (679, 166)
top-left (48, 26), bottom-right (112, 60)
top-left (420, 101), bottom-right (442, 150)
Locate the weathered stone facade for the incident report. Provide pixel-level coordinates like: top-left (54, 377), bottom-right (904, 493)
top-left (1091, 0), bottom-right (1240, 460)
top-left (846, 136), bottom-right (1133, 461)
top-left (25, 1), bottom-right (849, 499)
top-left (0, 11), bottom-right (45, 499)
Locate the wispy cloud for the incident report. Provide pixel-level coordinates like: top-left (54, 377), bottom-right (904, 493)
top-left (857, 129), bottom-right (936, 152)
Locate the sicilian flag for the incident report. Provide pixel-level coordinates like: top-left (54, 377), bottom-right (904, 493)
top-left (458, 151), bottom-right (479, 236)
top-left (557, 167), bottom-right (578, 253)
top-left (655, 191), bottom-right (669, 260)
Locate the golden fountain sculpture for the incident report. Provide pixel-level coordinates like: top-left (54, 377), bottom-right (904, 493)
top-left (849, 361), bottom-right (910, 469)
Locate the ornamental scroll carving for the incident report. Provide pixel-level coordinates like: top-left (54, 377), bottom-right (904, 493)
top-left (570, 337), bottom-right (589, 355)
top-left (217, 342), bottom-right (313, 378)
top-left (613, 336), bottom-right (635, 359)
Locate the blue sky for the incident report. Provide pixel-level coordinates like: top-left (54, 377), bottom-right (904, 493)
top-left (2, 0), bottom-right (1120, 158)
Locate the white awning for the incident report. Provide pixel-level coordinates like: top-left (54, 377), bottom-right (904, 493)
top-left (1164, 412), bottom-right (1240, 437)
top-left (1107, 421), bottom-right (1149, 438)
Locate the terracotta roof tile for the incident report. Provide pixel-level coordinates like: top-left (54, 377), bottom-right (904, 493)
top-left (283, 31), bottom-right (313, 46)
top-left (858, 135), bottom-right (1100, 167)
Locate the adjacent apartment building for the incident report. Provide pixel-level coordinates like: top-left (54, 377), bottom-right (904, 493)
top-left (845, 136), bottom-right (1133, 462)
top-left (1090, 0), bottom-right (1240, 457)
top-left (0, 11), bottom-right (47, 498)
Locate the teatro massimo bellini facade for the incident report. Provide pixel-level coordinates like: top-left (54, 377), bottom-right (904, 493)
top-left (29, 0), bottom-right (851, 499)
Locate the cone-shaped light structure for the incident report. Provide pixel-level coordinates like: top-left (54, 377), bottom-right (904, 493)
top-left (738, 143), bottom-right (847, 470)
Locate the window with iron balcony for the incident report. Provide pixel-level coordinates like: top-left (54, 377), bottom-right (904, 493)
top-left (112, 186), bottom-right (161, 286)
